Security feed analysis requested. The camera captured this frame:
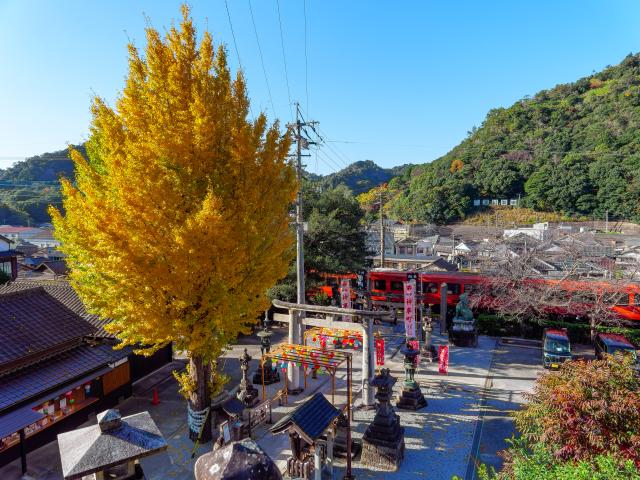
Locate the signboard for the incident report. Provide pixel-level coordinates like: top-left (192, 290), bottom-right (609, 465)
top-left (404, 280), bottom-right (416, 338)
top-left (340, 279), bottom-right (351, 321)
top-left (500, 199), bottom-right (508, 206)
top-left (510, 199), bottom-right (518, 206)
top-left (492, 199), bottom-right (499, 205)
top-left (356, 271), bottom-right (366, 290)
top-left (375, 337), bottom-right (385, 366)
top-left (482, 199), bottom-right (490, 206)
top-left (438, 345), bottom-right (449, 374)
top-left (473, 199), bottom-right (481, 206)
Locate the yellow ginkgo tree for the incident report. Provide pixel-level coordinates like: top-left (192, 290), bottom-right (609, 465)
top-left (50, 6), bottom-right (296, 442)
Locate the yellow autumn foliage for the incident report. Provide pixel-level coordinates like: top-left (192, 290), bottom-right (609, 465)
top-left (50, 6), bottom-right (296, 370)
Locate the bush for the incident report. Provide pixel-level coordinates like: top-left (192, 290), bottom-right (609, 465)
top-left (514, 355), bottom-right (640, 465)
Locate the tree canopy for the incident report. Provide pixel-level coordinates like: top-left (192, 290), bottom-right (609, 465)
top-left (51, 5), bottom-right (296, 440)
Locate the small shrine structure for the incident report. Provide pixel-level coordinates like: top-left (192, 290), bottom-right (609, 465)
top-left (271, 393), bottom-right (341, 480)
top-left (57, 409), bottom-right (167, 480)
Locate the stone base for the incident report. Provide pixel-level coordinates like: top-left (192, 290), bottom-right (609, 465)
top-left (360, 431), bottom-right (405, 472)
top-left (333, 439), bottom-right (361, 460)
top-left (396, 386), bottom-right (427, 411)
top-left (252, 367), bottom-right (280, 386)
top-left (237, 385), bottom-right (260, 408)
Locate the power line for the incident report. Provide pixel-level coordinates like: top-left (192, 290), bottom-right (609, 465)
top-left (303, 0), bottom-right (309, 116)
top-left (275, 0), bottom-right (293, 121)
top-left (224, 0), bottom-right (254, 119)
top-left (248, 0), bottom-right (277, 119)
top-left (224, 0), bottom-right (243, 71)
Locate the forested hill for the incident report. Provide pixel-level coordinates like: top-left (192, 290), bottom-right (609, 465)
top-left (0, 147), bottom-right (83, 225)
top-left (0, 146), bottom-right (402, 224)
top-left (386, 53), bottom-right (640, 224)
top-left (318, 160), bottom-right (412, 195)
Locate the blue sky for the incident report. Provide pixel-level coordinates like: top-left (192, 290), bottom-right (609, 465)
top-left (1, 0), bottom-right (640, 175)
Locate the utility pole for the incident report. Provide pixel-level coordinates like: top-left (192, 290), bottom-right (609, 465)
top-left (379, 188), bottom-right (385, 268)
top-left (286, 102), bottom-right (317, 395)
top-left (605, 210), bottom-right (609, 234)
top-left (289, 102), bottom-right (318, 305)
top-left (295, 106), bottom-right (305, 306)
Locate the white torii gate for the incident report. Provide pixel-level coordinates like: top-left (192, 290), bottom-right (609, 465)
top-left (271, 299), bottom-right (389, 408)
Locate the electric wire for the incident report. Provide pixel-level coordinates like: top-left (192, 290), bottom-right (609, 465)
top-left (303, 0), bottom-right (309, 116)
top-left (248, 0), bottom-right (277, 118)
top-left (224, 0), bottom-right (254, 118)
top-left (275, 0), bottom-right (293, 121)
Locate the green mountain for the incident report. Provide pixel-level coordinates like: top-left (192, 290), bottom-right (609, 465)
top-left (388, 53), bottom-right (640, 224)
top-left (319, 160), bottom-right (412, 195)
top-left (0, 146), bottom-right (84, 225)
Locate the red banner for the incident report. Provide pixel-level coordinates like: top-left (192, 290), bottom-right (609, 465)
top-left (375, 337), bottom-right (385, 366)
top-left (404, 280), bottom-right (416, 338)
top-left (438, 345), bottom-right (449, 374)
top-left (340, 279), bottom-right (351, 321)
top-left (408, 339), bottom-right (420, 366)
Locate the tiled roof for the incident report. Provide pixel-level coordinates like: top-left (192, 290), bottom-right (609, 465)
top-left (34, 260), bottom-right (68, 276)
top-left (0, 288), bottom-right (96, 370)
top-left (0, 343), bottom-right (130, 412)
top-left (271, 393), bottom-right (340, 442)
top-left (0, 279), bottom-right (114, 338)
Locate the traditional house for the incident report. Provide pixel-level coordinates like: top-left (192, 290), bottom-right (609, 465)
top-left (0, 288), bottom-right (132, 471)
top-left (0, 234), bottom-right (18, 281)
top-left (0, 280), bottom-right (173, 470)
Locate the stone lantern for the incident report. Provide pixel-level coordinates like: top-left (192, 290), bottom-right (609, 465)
top-left (253, 322), bottom-right (280, 385)
top-left (237, 348), bottom-right (259, 408)
top-left (361, 368), bottom-right (405, 471)
top-left (396, 341), bottom-right (427, 410)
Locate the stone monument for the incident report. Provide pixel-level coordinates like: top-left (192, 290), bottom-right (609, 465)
top-left (450, 293), bottom-right (478, 347)
top-left (396, 341), bottom-right (427, 410)
top-left (237, 348), bottom-right (259, 407)
top-left (361, 368), bottom-right (405, 471)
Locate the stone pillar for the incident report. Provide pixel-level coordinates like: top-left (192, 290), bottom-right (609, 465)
top-left (314, 443), bottom-right (322, 480)
top-left (326, 431), bottom-right (334, 477)
top-left (287, 311), bottom-right (303, 394)
top-left (439, 283), bottom-right (448, 335)
top-left (361, 318), bottom-right (375, 408)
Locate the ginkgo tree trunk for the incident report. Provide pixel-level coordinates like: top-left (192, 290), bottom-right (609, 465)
top-left (50, 6), bottom-right (296, 442)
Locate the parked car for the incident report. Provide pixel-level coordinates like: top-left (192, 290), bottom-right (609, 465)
top-left (594, 333), bottom-right (639, 370)
top-left (542, 328), bottom-right (572, 369)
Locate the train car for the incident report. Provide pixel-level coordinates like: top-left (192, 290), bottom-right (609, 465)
top-left (367, 269), bottom-right (640, 322)
top-left (368, 269), bottom-right (485, 310)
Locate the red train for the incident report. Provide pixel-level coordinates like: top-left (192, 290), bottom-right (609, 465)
top-left (313, 269), bottom-right (640, 322)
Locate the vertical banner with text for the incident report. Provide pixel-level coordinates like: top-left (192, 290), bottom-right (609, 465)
top-left (340, 278), bottom-right (351, 321)
top-left (404, 280), bottom-right (416, 338)
top-left (438, 345), bottom-right (449, 374)
top-left (375, 337), bottom-right (385, 366)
